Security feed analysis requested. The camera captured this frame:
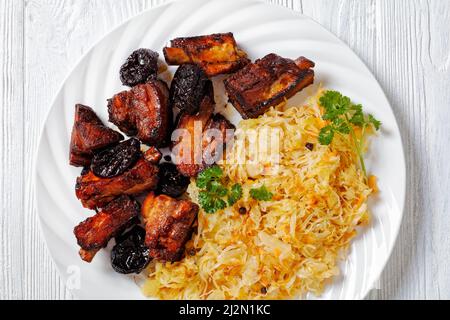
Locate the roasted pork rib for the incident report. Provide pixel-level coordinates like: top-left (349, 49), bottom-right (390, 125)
top-left (163, 33), bottom-right (250, 77)
top-left (108, 79), bottom-right (172, 147)
top-left (224, 54), bottom-right (315, 119)
top-left (74, 195), bottom-right (140, 262)
top-left (171, 92), bottom-right (235, 177)
top-left (75, 157), bottom-right (159, 209)
top-left (69, 104), bottom-right (124, 167)
top-left (142, 193), bottom-right (199, 262)
top-left (143, 146), bottom-right (162, 164)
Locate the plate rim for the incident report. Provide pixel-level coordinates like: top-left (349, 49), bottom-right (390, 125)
top-left (34, 0), bottom-right (406, 300)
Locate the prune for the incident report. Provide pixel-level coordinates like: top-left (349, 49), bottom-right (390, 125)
top-left (111, 226), bottom-right (151, 274)
top-left (120, 49), bottom-right (159, 87)
top-left (157, 162), bottom-right (190, 198)
top-left (91, 138), bottom-right (141, 178)
top-left (169, 64), bottom-right (213, 115)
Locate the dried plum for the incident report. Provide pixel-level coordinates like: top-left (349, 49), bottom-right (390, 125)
top-left (120, 49), bottom-right (159, 87)
top-left (111, 226), bottom-right (151, 274)
top-left (157, 162), bottom-right (190, 198)
top-left (169, 64), bottom-right (213, 115)
top-left (91, 138), bottom-right (141, 178)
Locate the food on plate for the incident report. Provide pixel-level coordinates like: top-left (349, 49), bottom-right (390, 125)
top-left (91, 138), bottom-right (141, 178)
top-left (74, 195), bottom-right (140, 262)
top-left (163, 32), bottom-right (250, 77)
top-left (316, 90), bottom-right (381, 177)
top-left (141, 193), bottom-right (199, 262)
top-left (224, 54), bottom-right (315, 119)
top-left (120, 48), bottom-right (159, 87)
top-left (194, 165), bottom-right (243, 214)
top-left (156, 162), bottom-right (191, 198)
top-left (108, 79), bottom-right (172, 147)
top-left (111, 226), bottom-right (151, 274)
top-left (142, 89), bottom-right (380, 299)
top-left (75, 156), bottom-right (159, 209)
top-left (143, 146), bottom-right (162, 164)
top-left (172, 94), bottom-right (235, 177)
top-left (66, 35), bottom-right (382, 300)
top-left (169, 64), bottom-right (212, 115)
top-left (69, 104), bottom-right (124, 167)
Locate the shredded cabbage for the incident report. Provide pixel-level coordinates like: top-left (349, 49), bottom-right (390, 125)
top-left (142, 89), bottom-right (375, 300)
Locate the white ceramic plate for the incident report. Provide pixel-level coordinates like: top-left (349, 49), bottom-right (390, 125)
top-left (35, 0), bottom-right (405, 300)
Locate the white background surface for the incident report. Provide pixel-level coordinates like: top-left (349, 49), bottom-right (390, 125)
top-left (0, 0), bottom-right (449, 300)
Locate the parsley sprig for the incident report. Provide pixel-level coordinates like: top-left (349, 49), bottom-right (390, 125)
top-left (249, 185), bottom-right (273, 201)
top-left (196, 166), bottom-right (243, 214)
top-left (318, 91), bottom-right (381, 177)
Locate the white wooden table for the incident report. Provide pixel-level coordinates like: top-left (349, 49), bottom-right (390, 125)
top-left (1, 0), bottom-right (449, 300)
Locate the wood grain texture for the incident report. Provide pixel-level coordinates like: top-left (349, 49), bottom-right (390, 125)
top-left (0, 0), bottom-right (449, 299)
top-left (0, 0), bottom-right (25, 300)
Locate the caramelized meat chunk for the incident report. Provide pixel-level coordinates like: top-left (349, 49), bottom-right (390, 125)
top-left (142, 193), bottom-right (199, 262)
top-left (69, 104), bottom-right (123, 167)
top-left (163, 33), bottom-right (250, 77)
top-left (75, 157), bottom-right (159, 209)
top-left (171, 92), bottom-right (235, 177)
top-left (108, 80), bottom-right (172, 147)
top-left (201, 113), bottom-right (236, 166)
top-left (224, 54), bottom-right (315, 119)
top-left (169, 64), bottom-right (212, 115)
top-left (143, 146), bottom-right (162, 164)
top-left (74, 195), bottom-right (140, 262)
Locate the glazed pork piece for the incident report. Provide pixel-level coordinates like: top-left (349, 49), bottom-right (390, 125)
top-left (74, 195), bottom-right (140, 262)
top-left (143, 146), bottom-right (162, 164)
top-left (171, 91), bottom-right (235, 177)
top-left (75, 157), bottom-right (159, 209)
top-left (142, 192), bottom-right (199, 262)
top-left (163, 33), bottom-right (250, 77)
top-left (224, 54), bottom-right (315, 119)
top-left (108, 79), bottom-right (172, 147)
top-left (69, 104), bottom-right (123, 167)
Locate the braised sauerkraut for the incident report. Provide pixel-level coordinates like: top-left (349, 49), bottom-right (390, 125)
top-left (142, 90), bottom-right (375, 299)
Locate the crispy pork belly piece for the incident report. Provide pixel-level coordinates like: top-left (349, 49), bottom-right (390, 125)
top-left (171, 93), bottom-right (235, 177)
top-left (201, 114), bottom-right (235, 167)
top-left (75, 157), bottom-right (159, 209)
top-left (108, 79), bottom-right (172, 147)
top-left (69, 104), bottom-right (124, 167)
top-left (163, 33), bottom-right (250, 77)
top-left (142, 193), bottom-right (199, 262)
top-left (143, 146), bottom-right (162, 164)
top-left (224, 54), bottom-right (315, 119)
top-left (171, 96), bottom-right (213, 177)
top-left (74, 195), bottom-right (140, 262)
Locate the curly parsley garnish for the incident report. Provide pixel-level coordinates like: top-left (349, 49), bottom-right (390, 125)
top-left (196, 165), bottom-right (223, 189)
top-left (196, 166), bottom-right (243, 214)
top-left (318, 90), bottom-right (381, 177)
top-left (250, 185), bottom-right (273, 201)
top-left (228, 184), bottom-right (243, 206)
